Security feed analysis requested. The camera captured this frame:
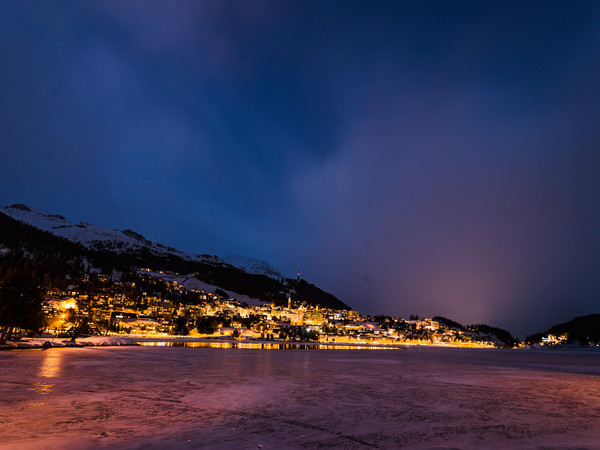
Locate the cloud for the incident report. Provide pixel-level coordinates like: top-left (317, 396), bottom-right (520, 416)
top-left (288, 55), bottom-right (600, 336)
top-left (1, 1), bottom-right (600, 337)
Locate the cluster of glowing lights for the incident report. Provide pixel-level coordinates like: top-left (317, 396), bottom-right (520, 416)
top-left (58, 299), bottom-right (77, 310)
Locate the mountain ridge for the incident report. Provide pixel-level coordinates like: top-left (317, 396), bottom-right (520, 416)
top-left (0, 203), bottom-right (282, 280)
top-left (525, 313), bottom-right (600, 346)
top-left (0, 204), bottom-right (349, 310)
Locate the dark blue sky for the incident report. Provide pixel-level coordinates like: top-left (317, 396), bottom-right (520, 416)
top-left (2, 1), bottom-right (600, 336)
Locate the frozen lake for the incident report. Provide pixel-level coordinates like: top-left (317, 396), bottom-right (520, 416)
top-left (1, 345), bottom-right (599, 449)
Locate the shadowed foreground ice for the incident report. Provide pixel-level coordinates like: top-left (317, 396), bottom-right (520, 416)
top-left (1, 346), bottom-right (599, 449)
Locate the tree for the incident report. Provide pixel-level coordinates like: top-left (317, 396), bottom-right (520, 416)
top-left (64, 306), bottom-right (91, 341)
top-left (214, 288), bottom-right (229, 300)
top-left (174, 316), bottom-right (189, 335)
top-left (0, 267), bottom-right (46, 343)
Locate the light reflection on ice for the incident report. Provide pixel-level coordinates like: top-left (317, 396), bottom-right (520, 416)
top-left (27, 402), bottom-right (45, 407)
top-left (30, 383), bottom-right (53, 395)
top-left (38, 349), bottom-right (62, 378)
top-left (137, 340), bottom-right (401, 350)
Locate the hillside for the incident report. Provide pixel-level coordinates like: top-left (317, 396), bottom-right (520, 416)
top-left (433, 316), bottom-right (516, 347)
top-left (525, 314), bottom-right (600, 346)
top-left (0, 204), bottom-right (350, 310)
top-left (0, 204), bottom-right (277, 276)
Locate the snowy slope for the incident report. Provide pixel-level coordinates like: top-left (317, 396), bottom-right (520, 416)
top-left (0, 203), bottom-right (282, 279)
top-left (0, 204), bottom-right (192, 259)
top-left (139, 269), bottom-right (270, 306)
top-left (221, 254), bottom-right (283, 279)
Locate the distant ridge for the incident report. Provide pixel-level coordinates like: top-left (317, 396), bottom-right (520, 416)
top-left (221, 254), bottom-right (283, 279)
top-left (525, 313), bottom-right (600, 346)
top-left (0, 204), bottom-right (350, 310)
top-left (0, 203), bottom-right (278, 278)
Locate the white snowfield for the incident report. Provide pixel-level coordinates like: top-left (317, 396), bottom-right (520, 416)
top-left (1, 346), bottom-right (599, 449)
top-left (0, 204), bottom-right (282, 278)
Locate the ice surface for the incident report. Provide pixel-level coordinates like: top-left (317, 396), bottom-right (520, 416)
top-left (1, 347), bottom-right (600, 449)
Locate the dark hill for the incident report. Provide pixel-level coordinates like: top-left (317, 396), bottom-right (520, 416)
top-left (0, 211), bottom-right (350, 310)
top-left (433, 315), bottom-right (516, 347)
top-left (525, 313), bottom-right (600, 346)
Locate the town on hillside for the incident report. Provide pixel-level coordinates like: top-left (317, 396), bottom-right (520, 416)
top-left (37, 268), bottom-right (516, 348)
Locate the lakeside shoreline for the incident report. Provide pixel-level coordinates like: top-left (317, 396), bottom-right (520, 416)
top-left (3, 334), bottom-right (599, 352)
top-left (0, 333), bottom-right (497, 350)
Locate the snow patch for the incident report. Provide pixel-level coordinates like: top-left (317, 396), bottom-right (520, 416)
top-left (0, 336), bottom-right (136, 349)
top-left (222, 254), bottom-right (283, 279)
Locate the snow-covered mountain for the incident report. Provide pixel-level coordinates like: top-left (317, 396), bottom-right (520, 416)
top-left (0, 203), bottom-right (282, 279)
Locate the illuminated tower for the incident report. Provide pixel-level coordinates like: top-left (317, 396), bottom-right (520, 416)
top-left (288, 290), bottom-right (292, 310)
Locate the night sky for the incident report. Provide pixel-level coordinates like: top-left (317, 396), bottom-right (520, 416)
top-left (2, 1), bottom-right (600, 336)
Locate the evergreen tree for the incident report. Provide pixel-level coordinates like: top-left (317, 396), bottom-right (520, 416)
top-left (65, 306), bottom-right (91, 341)
top-left (0, 267), bottom-right (45, 343)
